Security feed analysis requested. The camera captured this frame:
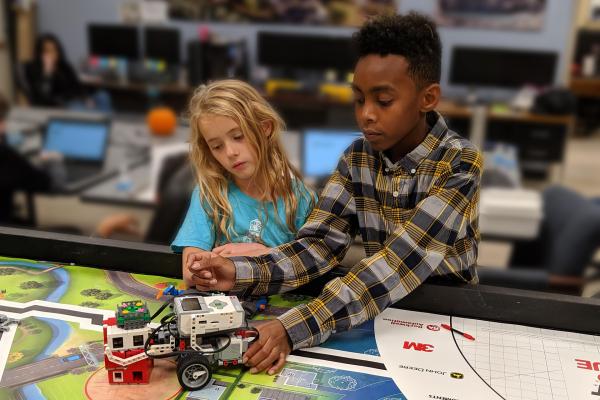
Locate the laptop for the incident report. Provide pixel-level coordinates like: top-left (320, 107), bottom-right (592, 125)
top-left (43, 118), bottom-right (110, 187)
top-left (302, 128), bottom-right (361, 189)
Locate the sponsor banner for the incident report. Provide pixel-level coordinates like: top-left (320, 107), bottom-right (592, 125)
top-left (375, 308), bottom-right (499, 400)
top-left (559, 350), bottom-right (600, 399)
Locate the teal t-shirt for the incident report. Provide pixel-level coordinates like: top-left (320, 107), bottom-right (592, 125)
top-left (171, 180), bottom-right (315, 252)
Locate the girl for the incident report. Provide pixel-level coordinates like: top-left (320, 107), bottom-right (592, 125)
top-left (171, 80), bottom-right (315, 288)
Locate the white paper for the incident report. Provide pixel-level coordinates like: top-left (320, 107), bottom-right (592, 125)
top-left (375, 308), bottom-right (600, 400)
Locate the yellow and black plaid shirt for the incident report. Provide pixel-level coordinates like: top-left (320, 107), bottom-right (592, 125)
top-left (231, 111), bottom-right (483, 349)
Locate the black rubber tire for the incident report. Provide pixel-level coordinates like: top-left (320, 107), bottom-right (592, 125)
top-left (177, 354), bottom-right (212, 391)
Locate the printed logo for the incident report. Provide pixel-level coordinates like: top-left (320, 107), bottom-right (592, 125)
top-left (382, 318), bottom-right (424, 329)
top-left (576, 359), bottom-right (600, 371)
top-left (249, 219), bottom-right (262, 237)
top-left (427, 324), bottom-right (440, 331)
top-left (450, 372), bottom-right (464, 379)
top-left (403, 341), bottom-right (434, 352)
top-left (240, 219), bottom-right (263, 243)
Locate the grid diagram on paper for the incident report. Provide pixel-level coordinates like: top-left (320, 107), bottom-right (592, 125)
top-left (452, 317), bottom-right (600, 400)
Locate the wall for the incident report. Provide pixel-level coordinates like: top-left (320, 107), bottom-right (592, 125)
top-left (576, 0), bottom-right (600, 28)
top-left (401, 0), bottom-right (576, 100)
top-left (36, 0), bottom-right (576, 101)
top-left (0, 0), bottom-right (13, 99)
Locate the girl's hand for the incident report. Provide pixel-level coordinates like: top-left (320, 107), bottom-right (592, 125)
top-left (212, 243), bottom-right (271, 257)
top-left (188, 252), bottom-right (236, 291)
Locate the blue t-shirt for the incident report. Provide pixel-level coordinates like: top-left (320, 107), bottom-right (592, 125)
top-left (171, 180), bottom-right (315, 252)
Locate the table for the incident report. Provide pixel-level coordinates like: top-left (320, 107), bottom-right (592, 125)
top-left (80, 163), bottom-right (155, 209)
top-left (5, 108), bottom-right (193, 232)
top-left (0, 227), bottom-right (598, 399)
top-left (80, 130), bottom-right (301, 209)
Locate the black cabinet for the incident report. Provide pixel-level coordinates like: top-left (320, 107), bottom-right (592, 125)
top-left (487, 120), bottom-right (568, 163)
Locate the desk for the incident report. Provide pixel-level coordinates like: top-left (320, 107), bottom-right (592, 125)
top-left (0, 227), bottom-right (599, 399)
top-left (437, 100), bottom-right (574, 180)
top-left (5, 108), bottom-right (191, 233)
top-left (263, 96), bottom-right (574, 177)
top-left (80, 75), bottom-right (191, 113)
top-left (7, 107), bottom-right (190, 195)
top-left (80, 130), bottom-right (301, 209)
top-left (75, 75), bottom-right (576, 169)
top-left (80, 163), bottom-right (155, 209)
top-left (570, 77), bottom-right (600, 98)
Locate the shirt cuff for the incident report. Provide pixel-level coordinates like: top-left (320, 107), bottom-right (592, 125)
top-left (277, 304), bottom-right (327, 350)
top-left (230, 256), bottom-right (260, 297)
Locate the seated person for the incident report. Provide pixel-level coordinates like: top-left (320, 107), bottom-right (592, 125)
top-left (172, 79), bottom-right (316, 281)
top-left (509, 185), bottom-right (600, 295)
top-left (0, 93), bottom-right (52, 226)
top-left (23, 34), bottom-right (86, 108)
top-left (96, 153), bottom-right (195, 244)
top-left (188, 13), bottom-right (483, 375)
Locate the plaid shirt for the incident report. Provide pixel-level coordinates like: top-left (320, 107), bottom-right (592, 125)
top-left (231, 111), bottom-right (483, 349)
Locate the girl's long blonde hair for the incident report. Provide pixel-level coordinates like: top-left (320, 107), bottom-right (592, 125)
top-left (188, 79), bottom-right (313, 244)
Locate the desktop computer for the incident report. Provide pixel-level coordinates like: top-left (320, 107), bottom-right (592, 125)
top-left (144, 27), bottom-right (181, 64)
top-left (88, 24), bottom-right (139, 60)
top-left (86, 24), bottom-right (139, 82)
top-left (130, 26), bottom-right (182, 84)
top-left (187, 40), bottom-right (247, 86)
top-left (449, 46), bottom-right (558, 90)
top-left (257, 31), bottom-right (356, 73)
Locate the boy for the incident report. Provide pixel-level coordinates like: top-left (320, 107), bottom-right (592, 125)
top-left (0, 93), bottom-right (51, 225)
top-left (188, 12), bottom-right (482, 375)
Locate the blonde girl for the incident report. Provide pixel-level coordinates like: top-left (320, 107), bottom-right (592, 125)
top-left (171, 80), bottom-right (315, 287)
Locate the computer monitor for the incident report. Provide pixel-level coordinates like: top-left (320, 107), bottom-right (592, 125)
top-left (257, 32), bottom-right (356, 72)
top-left (144, 27), bottom-right (181, 64)
top-left (43, 119), bottom-right (110, 162)
top-left (302, 129), bottom-right (361, 179)
top-left (449, 46), bottom-right (558, 89)
top-left (88, 24), bottom-right (139, 59)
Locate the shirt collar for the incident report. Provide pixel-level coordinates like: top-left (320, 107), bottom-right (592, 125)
top-left (380, 110), bottom-right (448, 173)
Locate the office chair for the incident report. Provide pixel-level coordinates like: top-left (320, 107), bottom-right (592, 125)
top-left (144, 153), bottom-right (194, 245)
top-left (478, 186), bottom-right (600, 295)
top-left (14, 63), bottom-right (33, 104)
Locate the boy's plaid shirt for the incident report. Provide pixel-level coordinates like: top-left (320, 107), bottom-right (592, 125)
top-left (231, 111), bottom-right (483, 349)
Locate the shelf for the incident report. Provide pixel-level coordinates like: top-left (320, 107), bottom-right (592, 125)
top-left (570, 77), bottom-right (600, 98)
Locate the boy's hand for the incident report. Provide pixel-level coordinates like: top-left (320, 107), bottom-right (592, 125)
top-left (187, 252), bottom-right (236, 291)
top-left (212, 243), bottom-right (271, 257)
top-left (243, 320), bottom-right (292, 375)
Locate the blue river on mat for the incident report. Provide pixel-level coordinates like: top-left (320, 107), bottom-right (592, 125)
top-left (1, 260), bottom-right (71, 400)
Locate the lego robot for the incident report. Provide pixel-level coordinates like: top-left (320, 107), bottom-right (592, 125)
top-left (104, 293), bottom-right (258, 391)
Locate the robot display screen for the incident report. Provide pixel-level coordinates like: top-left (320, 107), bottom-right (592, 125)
top-left (181, 297), bottom-right (202, 311)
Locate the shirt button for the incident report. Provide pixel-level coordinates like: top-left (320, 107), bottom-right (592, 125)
top-left (393, 191), bottom-right (399, 197)
top-left (410, 168), bottom-right (416, 174)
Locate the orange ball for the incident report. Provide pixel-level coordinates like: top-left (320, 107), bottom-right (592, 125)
top-left (147, 107), bottom-right (177, 136)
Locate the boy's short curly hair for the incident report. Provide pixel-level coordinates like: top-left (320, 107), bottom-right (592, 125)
top-left (353, 12), bottom-right (441, 88)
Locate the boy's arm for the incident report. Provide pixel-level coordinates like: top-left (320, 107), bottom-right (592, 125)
top-left (229, 155), bottom-right (359, 297)
top-left (279, 150), bottom-right (482, 349)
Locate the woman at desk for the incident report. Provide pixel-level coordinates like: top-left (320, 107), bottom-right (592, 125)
top-left (23, 34), bottom-right (85, 108)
